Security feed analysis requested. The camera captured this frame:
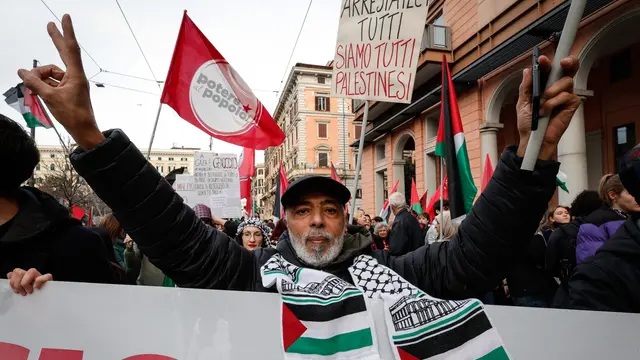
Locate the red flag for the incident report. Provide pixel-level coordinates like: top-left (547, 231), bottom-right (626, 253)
top-left (239, 148), bottom-right (255, 215)
top-left (161, 12), bottom-right (285, 149)
top-left (279, 161), bottom-right (289, 193)
top-left (482, 154), bottom-right (494, 191)
top-left (330, 162), bottom-right (342, 184)
top-left (240, 177), bottom-right (251, 215)
top-left (239, 148), bottom-right (255, 178)
top-left (71, 205), bottom-right (85, 220)
top-left (426, 176), bottom-right (449, 219)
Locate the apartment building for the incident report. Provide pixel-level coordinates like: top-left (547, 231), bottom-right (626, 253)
top-left (263, 63), bottom-right (363, 217)
top-left (353, 0), bottom-right (639, 214)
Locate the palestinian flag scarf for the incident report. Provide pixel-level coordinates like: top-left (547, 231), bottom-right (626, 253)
top-left (262, 254), bottom-right (509, 360)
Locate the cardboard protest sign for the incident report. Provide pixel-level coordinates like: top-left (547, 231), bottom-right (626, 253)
top-left (173, 152), bottom-right (242, 218)
top-left (332, 1), bottom-right (429, 103)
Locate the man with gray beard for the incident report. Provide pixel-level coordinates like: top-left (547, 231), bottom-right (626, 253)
top-left (11, 15), bottom-right (581, 299)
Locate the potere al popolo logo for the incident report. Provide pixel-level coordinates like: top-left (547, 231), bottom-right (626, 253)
top-left (189, 60), bottom-right (261, 136)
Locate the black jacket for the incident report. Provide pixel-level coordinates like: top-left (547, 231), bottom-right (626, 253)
top-left (389, 208), bottom-right (424, 256)
top-left (545, 219), bottom-right (582, 283)
top-left (70, 130), bottom-right (559, 299)
top-left (506, 233), bottom-right (557, 297)
top-left (0, 187), bottom-right (114, 283)
top-left (568, 214), bottom-right (640, 312)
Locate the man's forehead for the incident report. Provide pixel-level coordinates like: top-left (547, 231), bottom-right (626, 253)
top-left (294, 192), bottom-right (341, 205)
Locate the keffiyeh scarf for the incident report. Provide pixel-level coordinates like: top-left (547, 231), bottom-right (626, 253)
top-left (262, 254), bottom-right (509, 360)
top-left (236, 218), bottom-right (272, 240)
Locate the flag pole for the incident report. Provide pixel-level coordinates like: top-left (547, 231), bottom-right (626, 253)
top-left (521, 0), bottom-right (586, 170)
top-left (439, 158), bottom-right (444, 241)
top-left (349, 101), bottom-right (369, 224)
top-left (146, 103), bottom-right (163, 159)
top-left (28, 59), bottom-right (38, 186)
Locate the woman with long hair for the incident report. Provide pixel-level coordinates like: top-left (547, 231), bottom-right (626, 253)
top-left (575, 174), bottom-right (640, 264)
top-left (540, 206), bottom-right (571, 240)
top-left (92, 214), bottom-right (127, 284)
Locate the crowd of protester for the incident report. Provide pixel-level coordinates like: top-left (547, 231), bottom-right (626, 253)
top-left (2, 14), bottom-right (640, 316)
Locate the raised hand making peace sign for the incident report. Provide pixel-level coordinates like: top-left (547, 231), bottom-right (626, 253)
top-left (17, 14), bottom-right (105, 150)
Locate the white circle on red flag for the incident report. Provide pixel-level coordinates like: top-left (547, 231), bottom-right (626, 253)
top-left (189, 60), bottom-right (260, 135)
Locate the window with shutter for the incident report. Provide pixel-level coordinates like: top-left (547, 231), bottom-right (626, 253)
top-left (317, 76), bottom-right (325, 84)
top-left (318, 152), bottom-right (329, 168)
top-left (318, 123), bottom-right (328, 139)
top-left (355, 124), bottom-right (362, 139)
top-left (315, 96), bottom-right (329, 112)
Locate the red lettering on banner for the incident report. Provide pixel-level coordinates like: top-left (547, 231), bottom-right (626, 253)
top-left (124, 355), bottom-right (177, 360)
top-left (335, 44), bottom-right (344, 69)
top-left (39, 348), bottom-right (83, 360)
top-left (0, 342), bottom-right (30, 360)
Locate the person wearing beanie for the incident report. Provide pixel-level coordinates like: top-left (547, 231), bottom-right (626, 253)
top-left (193, 204), bottom-right (213, 227)
top-left (569, 144), bottom-right (640, 312)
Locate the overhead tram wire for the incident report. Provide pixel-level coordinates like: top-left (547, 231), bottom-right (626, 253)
top-left (39, 0), bottom-right (103, 72)
top-left (278, 0), bottom-right (313, 99)
top-left (89, 80), bottom-right (160, 96)
top-left (115, 0), bottom-right (162, 90)
top-left (39, 0), bottom-right (159, 86)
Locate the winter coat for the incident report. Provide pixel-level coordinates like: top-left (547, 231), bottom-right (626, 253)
top-left (0, 187), bottom-right (115, 284)
top-left (569, 215), bottom-right (640, 312)
top-left (506, 233), bottom-right (557, 297)
top-left (389, 208), bottom-right (424, 256)
top-left (70, 130), bottom-right (559, 299)
top-left (545, 219), bottom-right (583, 284)
top-left (575, 207), bottom-right (626, 264)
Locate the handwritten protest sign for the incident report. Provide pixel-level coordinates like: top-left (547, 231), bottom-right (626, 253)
top-left (332, 0), bottom-right (429, 103)
top-left (173, 152), bottom-right (241, 218)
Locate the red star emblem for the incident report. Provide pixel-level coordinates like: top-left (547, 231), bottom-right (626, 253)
top-left (243, 104), bottom-right (252, 112)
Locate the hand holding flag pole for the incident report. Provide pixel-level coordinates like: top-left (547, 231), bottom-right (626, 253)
top-left (520, 0), bottom-right (587, 170)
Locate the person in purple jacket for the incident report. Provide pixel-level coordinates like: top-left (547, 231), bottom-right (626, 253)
top-left (575, 173), bottom-right (640, 264)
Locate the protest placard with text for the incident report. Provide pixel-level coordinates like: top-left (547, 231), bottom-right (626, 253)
top-left (173, 153), bottom-right (241, 218)
top-left (331, 0), bottom-right (429, 103)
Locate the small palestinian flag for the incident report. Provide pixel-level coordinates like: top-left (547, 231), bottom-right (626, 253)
top-left (3, 84), bottom-right (53, 129)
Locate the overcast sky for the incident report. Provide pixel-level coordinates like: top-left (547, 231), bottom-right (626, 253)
top-left (0, 0), bottom-right (342, 163)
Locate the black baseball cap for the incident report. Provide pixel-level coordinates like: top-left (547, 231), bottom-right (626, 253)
top-left (281, 175), bottom-right (351, 208)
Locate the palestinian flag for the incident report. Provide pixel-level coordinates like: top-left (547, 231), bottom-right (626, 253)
top-left (281, 293), bottom-right (375, 358)
top-left (410, 178), bottom-right (422, 214)
top-left (391, 299), bottom-right (510, 360)
top-left (3, 84), bottom-right (53, 129)
top-left (379, 180), bottom-right (400, 222)
top-left (272, 161), bottom-right (289, 220)
top-left (482, 154), bottom-right (494, 192)
top-left (435, 56), bottom-right (477, 219)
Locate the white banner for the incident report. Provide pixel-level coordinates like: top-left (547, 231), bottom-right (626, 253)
top-left (1, 280), bottom-right (640, 359)
top-left (173, 152), bottom-right (241, 218)
top-left (331, 1), bottom-right (429, 103)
